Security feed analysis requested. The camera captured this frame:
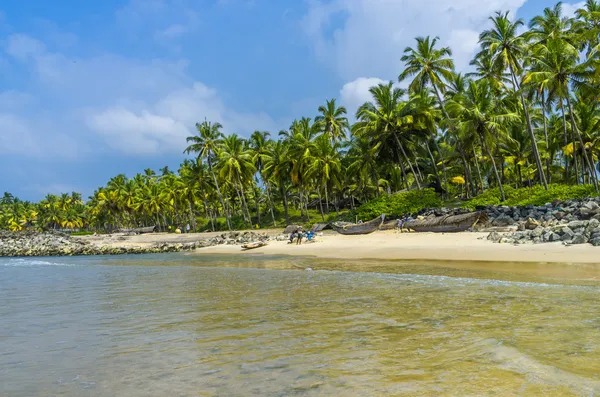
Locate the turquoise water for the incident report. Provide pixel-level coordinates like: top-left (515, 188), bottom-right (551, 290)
top-left (2, 254), bottom-right (600, 396)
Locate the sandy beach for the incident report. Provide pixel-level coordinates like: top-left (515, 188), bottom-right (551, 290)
top-left (195, 230), bottom-right (600, 264)
top-left (77, 230), bottom-right (600, 264)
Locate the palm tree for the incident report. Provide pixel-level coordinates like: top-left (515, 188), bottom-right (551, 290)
top-left (184, 121), bottom-right (232, 230)
top-left (447, 80), bottom-right (520, 201)
top-left (354, 82), bottom-right (420, 189)
top-left (249, 131), bottom-right (276, 226)
top-left (315, 98), bottom-right (349, 144)
top-left (524, 38), bottom-right (599, 189)
top-left (262, 140), bottom-right (292, 224)
top-left (218, 134), bottom-right (256, 225)
top-left (479, 11), bottom-right (548, 188)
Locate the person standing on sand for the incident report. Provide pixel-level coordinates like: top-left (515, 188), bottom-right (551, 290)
top-left (296, 227), bottom-right (303, 245)
top-left (186, 224), bottom-right (190, 233)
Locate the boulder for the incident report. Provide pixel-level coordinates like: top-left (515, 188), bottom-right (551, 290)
top-left (571, 234), bottom-right (587, 245)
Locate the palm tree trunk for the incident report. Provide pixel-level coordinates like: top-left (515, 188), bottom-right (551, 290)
top-left (207, 156), bottom-right (231, 230)
top-left (265, 182), bottom-right (276, 226)
top-left (560, 100), bottom-right (570, 183)
top-left (432, 139), bottom-right (449, 198)
top-left (566, 94), bottom-right (599, 191)
top-left (324, 186), bottom-right (330, 214)
top-left (410, 148), bottom-right (424, 184)
top-left (235, 173), bottom-right (252, 225)
top-left (425, 141), bottom-right (442, 194)
top-left (507, 64), bottom-right (547, 189)
top-left (281, 185), bottom-right (289, 225)
top-left (473, 146), bottom-right (484, 194)
top-left (480, 134), bottom-right (505, 201)
top-left (317, 188), bottom-right (325, 221)
top-left (541, 91), bottom-right (551, 183)
top-left (395, 135), bottom-right (421, 189)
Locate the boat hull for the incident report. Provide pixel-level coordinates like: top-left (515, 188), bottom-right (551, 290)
top-left (404, 212), bottom-right (487, 233)
top-left (331, 215), bottom-right (385, 235)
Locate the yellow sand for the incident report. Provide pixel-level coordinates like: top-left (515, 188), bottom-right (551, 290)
top-left (195, 230), bottom-right (600, 264)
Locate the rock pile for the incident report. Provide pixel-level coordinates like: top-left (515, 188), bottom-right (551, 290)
top-left (0, 230), bottom-right (203, 257)
top-left (487, 219), bottom-right (600, 246)
top-left (206, 231), bottom-right (270, 246)
top-left (417, 197), bottom-right (600, 246)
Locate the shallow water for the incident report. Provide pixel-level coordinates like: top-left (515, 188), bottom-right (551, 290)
top-left (2, 254), bottom-right (600, 396)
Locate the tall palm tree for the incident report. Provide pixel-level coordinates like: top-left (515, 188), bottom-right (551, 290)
top-left (315, 98), bottom-right (349, 144)
top-left (524, 38), bottom-right (599, 189)
top-left (262, 140), bottom-right (292, 224)
top-left (184, 121), bottom-right (232, 230)
top-left (447, 80), bottom-right (520, 201)
top-left (479, 11), bottom-right (548, 188)
top-left (218, 134), bottom-right (256, 225)
top-left (249, 130), bottom-right (276, 226)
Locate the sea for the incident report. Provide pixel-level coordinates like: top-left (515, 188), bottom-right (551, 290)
top-left (2, 253), bottom-right (600, 396)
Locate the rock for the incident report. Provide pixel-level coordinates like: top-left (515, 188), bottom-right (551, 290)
top-left (487, 232), bottom-right (502, 243)
top-left (571, 234), bottom-right (587, 245)
top-left (525, 218), bottom-right (541, 230)
top-left (548, 232), bottom-right (561, 242)
top-left (567, 220), bottom-right (586, 229)
top-left (492, 214), bottom-right (513, 227)
top-left (590, 238), bottom-right (600, 247)
top-left (532, 227), bottom-right (544, 238)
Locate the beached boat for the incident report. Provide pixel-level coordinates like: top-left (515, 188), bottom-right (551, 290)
top-left (121, 225), bottom-right (157, 234)
top-left (380, 219), bottom-right (400, 231)
top-left (403, 212), bottom-right (487, 233)
top-left (241, 241), bottom-right (267, 250)
top-left (331, 215), bottom-right (385, 235)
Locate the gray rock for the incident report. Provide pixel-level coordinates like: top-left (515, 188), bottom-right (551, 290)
top-left (532, 227), bottom-right (544, 238)
top-left (548, 232), bottom-right (561, 242)
top-left (571, 234), bottom-right (587, 245)
top-left (590, 238), bottom-right (600, 247)
top-left (567, 220), bottom-right (586, 229)
top-left (487, 232), bottom-right (502, 243)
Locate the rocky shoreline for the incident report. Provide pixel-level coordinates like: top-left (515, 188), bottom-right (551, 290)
top-left (0, 230), bottom-right (270, 257)
top-left (420, 197), bottom-right (600, 246)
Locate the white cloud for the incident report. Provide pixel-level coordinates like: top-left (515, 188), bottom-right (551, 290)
top-left (339, 77), bottom-right (387, 117)
top-left (304, 0), bottom-right (528, 82)
top-left (86, 82), bottom-right (281, 155)
top-left (563, 1), bottom-right (585, 18)
top-left (2, 32), bottom-right (282, 158)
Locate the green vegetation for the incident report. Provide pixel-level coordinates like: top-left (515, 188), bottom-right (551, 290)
top-left (2, 2), bottom-right (600, 232)
top-left (463, 184), bottom-right (597, 209)
top-left (355, 189), bottom-right (442, 220)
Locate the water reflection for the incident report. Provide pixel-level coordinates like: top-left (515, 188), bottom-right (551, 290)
top-left (1, 254), bottom-right (600, 396)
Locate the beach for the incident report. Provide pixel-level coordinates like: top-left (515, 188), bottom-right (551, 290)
top-left (77, 230), bottom-right (600, 264)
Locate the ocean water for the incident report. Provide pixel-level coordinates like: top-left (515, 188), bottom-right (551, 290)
top-left (2, 253), bottom-right (600, 396)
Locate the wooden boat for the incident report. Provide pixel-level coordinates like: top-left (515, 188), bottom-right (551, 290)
top-left (380, 219), bottom-right (400, 231)
top-left (241, 241), bottom-right (267, 250)
top-left (121, 225), bottom-right (157, 234)
top-left (331, 215), bottom-right (385, 235)
top-left (403, 212), bottom-right (488, 233)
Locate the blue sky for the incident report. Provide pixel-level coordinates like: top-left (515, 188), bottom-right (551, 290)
top-left (0, 0), bottom-right (585, 200)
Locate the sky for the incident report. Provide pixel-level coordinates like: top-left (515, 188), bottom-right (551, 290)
top-left (0, 0), bottom-right (586, 200)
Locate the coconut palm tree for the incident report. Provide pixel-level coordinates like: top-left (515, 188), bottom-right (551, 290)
top-left (315, 98), bottom-right (349, 144)
top-left (184, 121), bottom-right (231, 230)
top-left (447, 80), bottom-right (520, 201)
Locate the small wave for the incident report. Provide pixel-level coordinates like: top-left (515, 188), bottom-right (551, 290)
top-left (0, 258), bottom-right (75, 267)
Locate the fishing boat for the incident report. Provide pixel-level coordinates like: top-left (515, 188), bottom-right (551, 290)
top-left (241, 241), bottom-right (268, 250)
top-left (331, 214), bottom-right (385, 235)
top-left (403, 212), bottom-right (487, 233)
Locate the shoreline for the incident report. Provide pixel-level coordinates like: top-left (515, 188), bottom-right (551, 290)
top-left (193, 230), bottom-right (600, 265)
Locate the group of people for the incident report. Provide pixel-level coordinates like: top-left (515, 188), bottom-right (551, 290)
top-left (395, 215), bottom-right (414, 233)
top-left (288, 226), bottom-right (315, 245)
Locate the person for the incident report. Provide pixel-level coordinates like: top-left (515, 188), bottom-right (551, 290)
top-left (296, 226), bottom-right (304, 245)
top-left (396, 218), bottom-right (404, 233)
top-left (186, 223), bottom-right (190, 233)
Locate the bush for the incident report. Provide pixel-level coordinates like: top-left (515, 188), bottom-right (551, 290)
top-left (462, 184), bottom-right (597, 209)
top-left (354, 189), bottom-right (442, 220)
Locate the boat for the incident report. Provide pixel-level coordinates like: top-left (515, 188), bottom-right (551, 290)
top-left (403, 212), bottom-right (488, 233)
top-left (331, 215), bottom-right (385, 235)
top-left (380, 219), bottom-right (400, 231)
top-left (241, 241), bottom-right (267, 250)
top-left (121, 225), bottom-right (157, 234)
